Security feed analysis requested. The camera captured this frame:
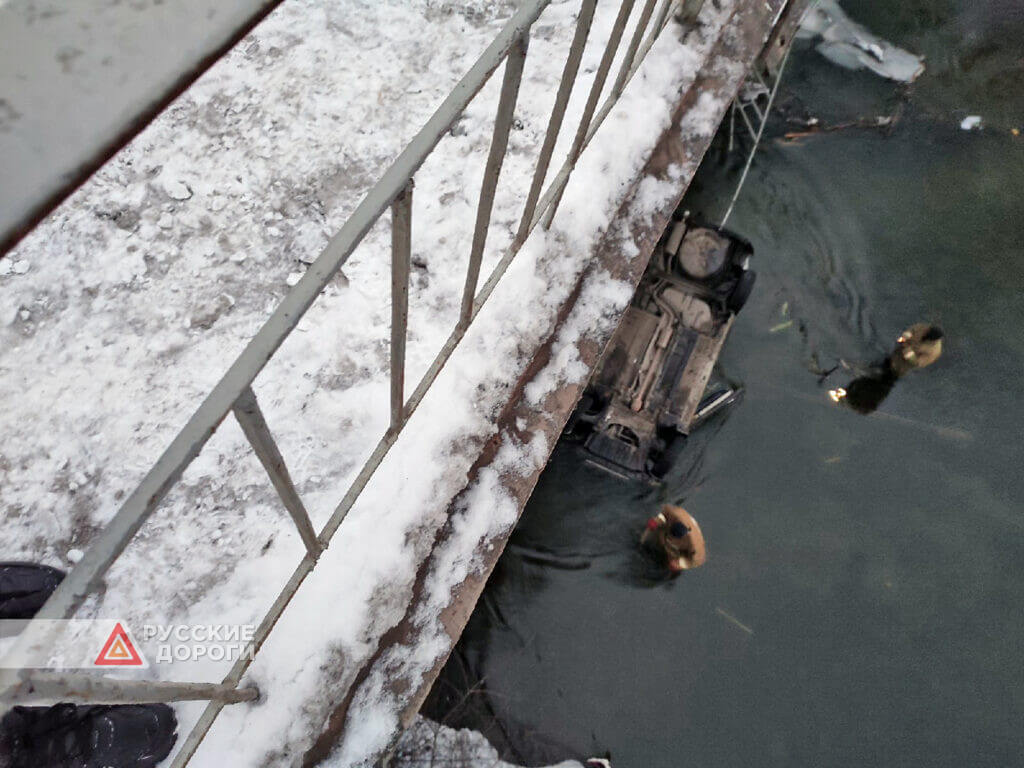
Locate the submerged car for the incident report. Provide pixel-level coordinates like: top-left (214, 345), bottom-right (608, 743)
top-left (565, 215), bottom-right (755, 483)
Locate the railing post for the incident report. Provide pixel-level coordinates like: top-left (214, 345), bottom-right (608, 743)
top-left (736, 100), bottom-right (758, 140)
top-left (390, 182), bottom-right (413, 432)
top-left (2, 673), bottom-right (258, 705)
top-left (459, 32), bottom-right (530, 330)
top-left (610, 0), bottom-right (658, 99)
top-left (617, 0), bottom-right (676, 93)
top-left (721, 30), bottom-right (797, 227)
top-left (515, 0), bottom-right (597, 247)
top-left (728, 101), bottom-right (737, 152)
top-left (542, 0), bottom-right (637, 230)
top-left (677, 0), bottom-right (706, 25)
top-left (232, 387), bottom-right (321, 556)
top-left (649, 0), bottom-right (677, 37)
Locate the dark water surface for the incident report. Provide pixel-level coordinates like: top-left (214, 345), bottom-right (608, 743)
top-left (429, 3), bottom-right (1024, 767)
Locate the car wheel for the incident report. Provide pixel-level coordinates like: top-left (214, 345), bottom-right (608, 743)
top-left (727, 269), bottom-right (756, 314)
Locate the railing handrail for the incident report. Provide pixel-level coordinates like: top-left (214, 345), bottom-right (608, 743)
top-left (21, 0), bottom-right (554, 628)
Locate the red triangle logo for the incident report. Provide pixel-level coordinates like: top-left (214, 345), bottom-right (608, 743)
top-left (94, 622), bottom-right (144, 666)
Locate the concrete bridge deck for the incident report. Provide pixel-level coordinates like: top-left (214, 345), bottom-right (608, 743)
top-left (0, 0), bottom-right (802, 764)
top-left (312, 2), bottom-right (800, 764)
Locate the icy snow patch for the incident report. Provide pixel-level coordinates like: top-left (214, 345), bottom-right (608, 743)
top-left (382, 716), bottom-right (584, 768)
top-left (524, 269), bottom-right (634, 406)
top-left (798, 0), bottom-right (925, 83)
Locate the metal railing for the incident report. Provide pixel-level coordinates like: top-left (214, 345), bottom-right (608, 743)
top-left (1, 0), bottom-right (689, 760)
top-left (721, 38), bottom-right (795, 226)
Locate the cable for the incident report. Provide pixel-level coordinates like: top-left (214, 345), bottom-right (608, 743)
top-left (720, 0), bottom-right (822, 227)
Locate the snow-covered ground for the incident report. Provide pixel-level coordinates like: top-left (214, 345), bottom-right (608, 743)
top-left (384, 716), bottom-right (584, 768)
top-left (0, 0), bottom-right (750, 764)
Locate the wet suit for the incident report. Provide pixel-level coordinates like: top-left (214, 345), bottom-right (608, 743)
top-left (888, 323), bottom-right (943, 376)
top-left (642, 505), bottom-right (706, 573)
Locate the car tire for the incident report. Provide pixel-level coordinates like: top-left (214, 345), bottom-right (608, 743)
top-left (727, 269), bottom-right (756, 314)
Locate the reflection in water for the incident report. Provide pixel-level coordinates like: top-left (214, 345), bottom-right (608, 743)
top-left (613, 542), bottom-right (681, 590)
top-left (829, 370), bottom-right (896, 414)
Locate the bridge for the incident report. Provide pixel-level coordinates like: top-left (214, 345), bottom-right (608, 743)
top-left (0, 0), bottom-right (804, 764)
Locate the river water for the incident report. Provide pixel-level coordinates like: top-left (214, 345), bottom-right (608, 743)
top-left (427, 2), bottom-right (1024, 766)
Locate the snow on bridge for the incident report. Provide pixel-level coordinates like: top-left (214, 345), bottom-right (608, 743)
top-left (0, 0), bottom-right (795, 764)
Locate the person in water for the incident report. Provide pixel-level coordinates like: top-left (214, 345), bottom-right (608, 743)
top-left (829, 323), bottom-right (943, 414)
top-left (888, 323), bottom-right (944, 375)
top-left (641, 505), bottom-right (706, 573)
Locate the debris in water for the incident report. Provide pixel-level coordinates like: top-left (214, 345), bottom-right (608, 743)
top-left (716, 607), bottom-right (754, 635)
top-left (960, 115), bottom-right (983, 131)
top-left (769, 320), bottom-right (794, 333)
top-left (798, 0), bottom-right (925, 83)
top-left (824, 455), bottom-right (842, 464)
top-left (783, 112), bottom-right (902, 142)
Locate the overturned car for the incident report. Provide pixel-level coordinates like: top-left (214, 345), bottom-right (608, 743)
top-left (565, 215), bottom-right (755, 483)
